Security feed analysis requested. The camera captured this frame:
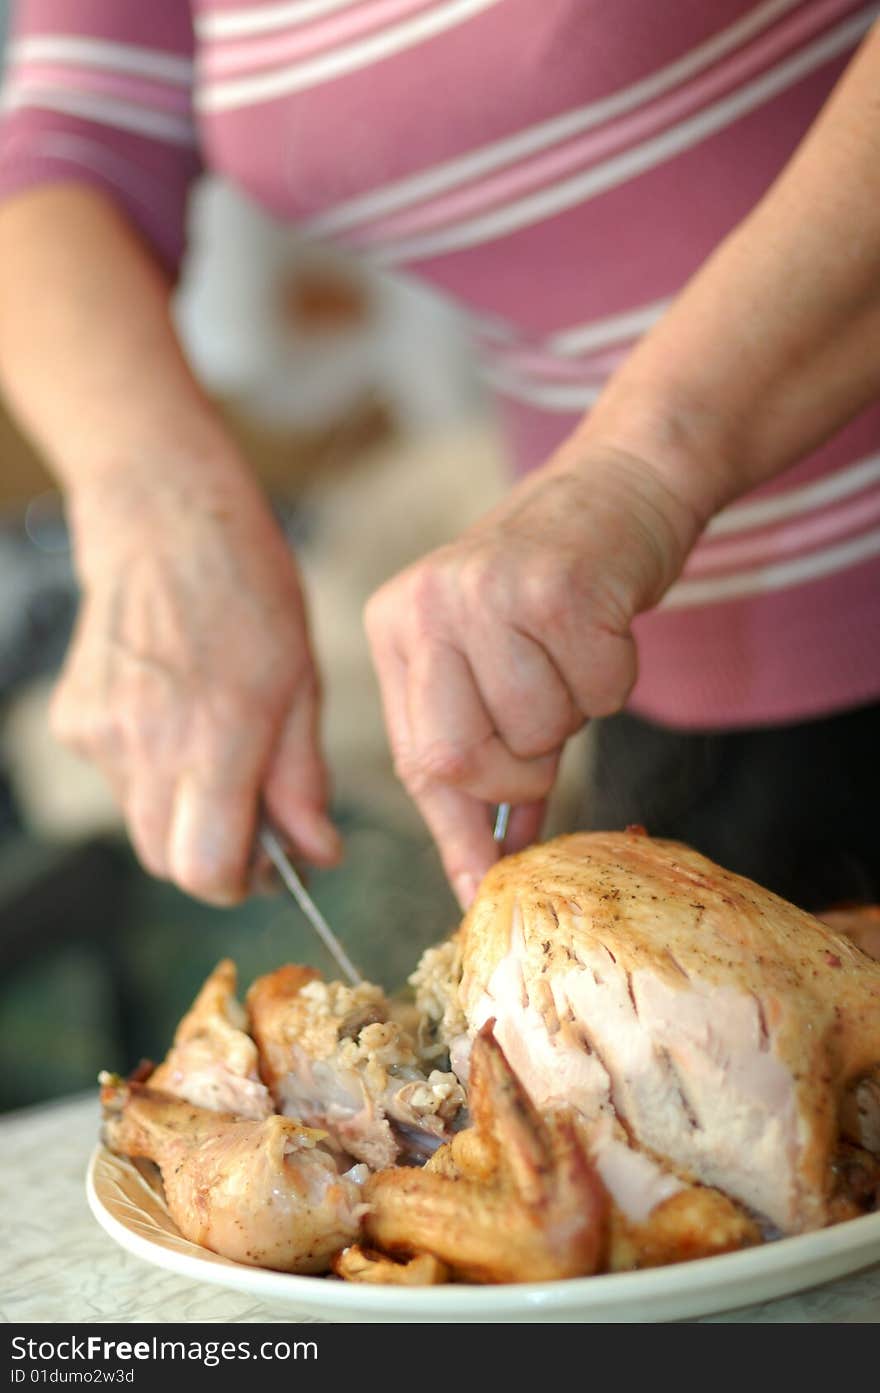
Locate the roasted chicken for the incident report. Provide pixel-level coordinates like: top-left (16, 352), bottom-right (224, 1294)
top-left (422, 830), bottom-right (880, 1235)
top-left (100, 1075), bottom-right (367, 1272)
top-left (98, 831), bottom-right (880, 1283)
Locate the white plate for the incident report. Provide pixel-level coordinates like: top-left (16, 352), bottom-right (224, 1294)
top-left (87, 1146), bottom-right (880, 1322)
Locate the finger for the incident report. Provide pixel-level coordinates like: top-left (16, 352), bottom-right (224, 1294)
top-left (414, 781), bottom-right (500, 911)
top-left (465, 625), bottom-right (581, 759)
top-left (250, 856), bottom-right (284, 897)
top-left (116, 678), bottom-right (186, 881)
top-left (124, 777), bottom-right (174, 880)
top-left (65, 722), bottom-right (171, 882)
top-left (50, 680), bottom-right (133, 829)
top-left (364, 600), bottom-right (418, 788)
top-left (541, 626), bottom-right (639, 720)
top-left (51, 676), bottom-right (169, 878)
top-left (404, 640), bottom-right (559, 803)
top-left (263, 672), bottom-right (341, 867)
top-left (168, 698), bottom-right (275, 904)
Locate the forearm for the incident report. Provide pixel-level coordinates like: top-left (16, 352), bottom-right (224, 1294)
top-left (0, 184), bottom-right (246, 517)
top-left (0, 186), bottom-right (337, 892)
top-left (575, 21), bottom-right (880, 530)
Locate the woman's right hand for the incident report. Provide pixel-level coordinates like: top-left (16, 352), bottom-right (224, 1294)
top-left (51, 457), bottom-right (340, 904)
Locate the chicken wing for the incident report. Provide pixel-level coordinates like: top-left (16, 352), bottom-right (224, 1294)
top-left (362, 1024), bottom-right (607, 1283)
top-left (149, 959), bottom-right (273, 1120)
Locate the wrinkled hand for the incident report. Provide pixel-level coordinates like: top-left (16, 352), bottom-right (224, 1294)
top-left (52, 464), bottom-right (339, 903)
top-left (365, 448), bottom-right (699, 908)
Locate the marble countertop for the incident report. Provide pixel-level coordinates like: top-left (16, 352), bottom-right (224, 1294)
top-left (1, 1093), bottom-right (878, 1324)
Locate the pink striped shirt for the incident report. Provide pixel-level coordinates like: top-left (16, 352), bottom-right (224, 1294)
top-left (1, 0), bottom-right (879, 729)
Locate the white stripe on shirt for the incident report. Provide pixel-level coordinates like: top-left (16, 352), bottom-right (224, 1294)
top-left (547, 300), bottom-right (671, 357)
top-left (708, 453), bottom-right (880, 536)
top-left (2, 86), bottom-right (198, 146)
top-left (8, 36), bottom-right (194, 85)
top-left (198, 0), bottom-right (362, 41)
top-left (367, 12), bottom-right (875, 263)
top-left (198, 0), bottom-right (503, 111)
top-left (662, 524), bottom-right (880, 607)
top-left (304, 0), bottom-right (810, 238)
top-left (482, 361), bottom-right (601, 411)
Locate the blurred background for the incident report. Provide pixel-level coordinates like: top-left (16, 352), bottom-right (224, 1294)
top-left (0, 2), bottom-right (570, 1113)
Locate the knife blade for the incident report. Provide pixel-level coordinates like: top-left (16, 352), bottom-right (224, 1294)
top-left (259, 820), bottom-right (362, 986)
top-left (493, 802), bottom-right (511, 845)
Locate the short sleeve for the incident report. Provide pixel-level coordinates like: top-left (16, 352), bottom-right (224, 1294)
top-left (0, 0), bottom-right (202, 271)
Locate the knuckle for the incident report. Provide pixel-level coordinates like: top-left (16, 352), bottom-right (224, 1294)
top-left (569, 635), bottom-right (636, 719)
top-left (523, 564), bottom-right (570, 625)
top-left (397, 739), bottom-right (474, 790)
top-left (460, 553), bottom-right (500, 612)
top-left (198, 684), bottom-right (260, 735)
top-left (503, 752), bottom-right (559, 803)
top-left (390, 743), bottom-right (420, 789)
top-left (50, 690), bottom-right (110, 758)
top-left (405, 564), bottom-right (447, 632)
top-left (255, 644), bottom-right (304, 694)
top-left (524, 762), bottom-right (559, 801)
top-left (117, 695), bottom-right (163, 752)
top-left (505, 717), bottom-right (569, 761)
top-left (366, 561), bottom-right (451, 644)
top-left (584, 684), bottom-right (629, 720)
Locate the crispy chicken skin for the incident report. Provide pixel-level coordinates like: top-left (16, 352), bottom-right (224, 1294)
top-left (607, 1182), bottom-right (760, 1271)
top-left (149, 959), bottom-right (273, 1120)
top-left (333, 1246), bottom-right (450, 1285)
top-left (100, 1076), bottom-right (367, 1272)
top-left (450, 831), bottom-right (880, 1234)
top-left (363, 1025), bottom-right (607, 1283)
top-left (247, 965), bottom-right (465, 1168)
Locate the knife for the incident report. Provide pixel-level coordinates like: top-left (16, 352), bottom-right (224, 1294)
top-left (259, 820), bottom-right (362, 986)
top-left (493, 802), bottom-right (511, 845)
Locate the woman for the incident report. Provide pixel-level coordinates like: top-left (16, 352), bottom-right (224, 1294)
top-left (0, 1), bottom-right (877, 911)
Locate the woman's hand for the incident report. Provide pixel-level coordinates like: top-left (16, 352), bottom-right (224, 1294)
top-left (365, 443), bottom-right (704, 909)
top-left (52, 459), bottom-right (339, 904)
top-left (0, 188), bottom-right (340, 904)
top-left (368, 19), bottom-right (880, 908)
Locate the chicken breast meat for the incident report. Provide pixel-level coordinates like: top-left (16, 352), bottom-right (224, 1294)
top-left (422, 829), bottom-right (880, 1236)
